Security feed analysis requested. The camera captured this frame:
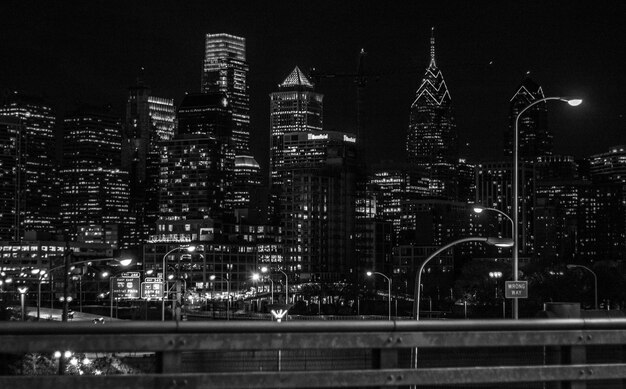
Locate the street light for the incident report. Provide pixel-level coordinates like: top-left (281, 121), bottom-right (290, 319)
top-left (413, 236), bottom-right (514, 320)
top-left (261, 266), bottom-right (289, 304)
top-left (513, 96), bottom-right (582, 319)
top-left (489, 271), bottom-right (503, 299)
top-left (566, 264), bottom-right (598, 310)
top-left (209, 274), bottom-right (231, 320)
top-left (18, 286), bottom-right (28, 321)
top-left (472, 205), bottom-right (514, 232)
top-left (45, 255), bottom-right (134, 322)
top-left (161, 245), bottom-right (196, 321)
top-left (366, 271), bottom-right (392, 320)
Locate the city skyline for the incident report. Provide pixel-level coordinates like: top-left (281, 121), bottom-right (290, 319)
top-left (1, 2), bottom-right (624, 169)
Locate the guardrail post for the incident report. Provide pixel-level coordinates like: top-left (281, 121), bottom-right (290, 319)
top-left (543, 302), bottom-right (586, 389)
top-left (157, 351), bottom-right (182, 374)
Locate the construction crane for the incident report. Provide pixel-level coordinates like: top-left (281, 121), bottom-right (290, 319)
top-left (309, 48), bottom-right (376, 145)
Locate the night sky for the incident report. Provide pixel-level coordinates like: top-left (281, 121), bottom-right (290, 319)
top-left (1, 1), bottom-right (624, 169)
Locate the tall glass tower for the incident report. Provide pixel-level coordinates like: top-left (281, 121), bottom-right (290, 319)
top-left (122, 78), bottom-right (175, 248)
top-left (0, 92), bottom-right (57, 239)
top-left (201, 33), bottom-right (250, 155)
top-left (406, 28), bottom-right (457, 167)
top-left (61, 106), bottom-right (130, 248)
top-left (269, 66), bottom-right (323, 188)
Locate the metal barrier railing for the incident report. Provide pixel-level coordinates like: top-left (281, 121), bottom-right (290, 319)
top-left (1, 318), bottom-right (626, 388)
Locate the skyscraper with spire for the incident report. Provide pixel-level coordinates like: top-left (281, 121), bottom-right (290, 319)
top-left (406, 27), bottom-right (457, 167)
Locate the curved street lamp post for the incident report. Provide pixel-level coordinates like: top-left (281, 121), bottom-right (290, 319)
top-left (34, 256), bottom-right (133, 322)
top-left (413, 236), bottom-right (514, 320)
top-left (566, 264), bottom-right (598, 310)
top-left (260, 267), bottom-right (289, 304)
top-left (161, 245), bottom-right (196, 321)
top-left (209, 274), bottom-right (231, 320)
top-left (512, 97), bottom-right (582, 319)
top-left (367, 271), bottom-right (392, 320)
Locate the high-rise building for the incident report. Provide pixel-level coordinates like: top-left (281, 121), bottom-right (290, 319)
top-left (201, 33), bottom-right (250, 155)
top-left (505, 76), bottom-right (552, 160)
top-left (406, 28), bottom-right (457, 167)
top-left (122, 79), bottom-right (176, 248)
top-left (367, 163), bottom-right (429, 240)
top-left (475, 161), bottom-right (535, 259)
top-left (577, 182), bottom-right (626, 262)
top-left (589, 146), bottom-right (626, 182)
top-left (0, 116), bottom-right (20, 240)
top-left (232, 155), bottom-right (263, 219)
top-left (533, 155), bottom-right (581, 264)
top-left (60, 106), bottom-right (131, 248)
top-left (279, 130), bottom-right (358, 282)
top-left (0, 92), bottom-right (57, 238)
top-left (157, 93), bottom-right (234, 222)
top-left (269, 66), bottom-right (323, 188)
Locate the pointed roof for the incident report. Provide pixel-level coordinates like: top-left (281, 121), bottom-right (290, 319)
top-left (510, 74), bottom-right (545, 103)
top-left (411, 27), bottom-right (451, 107)
top-left (279, 66), bottom-right (314, 89)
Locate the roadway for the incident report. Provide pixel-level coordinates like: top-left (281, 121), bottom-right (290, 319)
top-left (26, 307), bottom-right (121, 322)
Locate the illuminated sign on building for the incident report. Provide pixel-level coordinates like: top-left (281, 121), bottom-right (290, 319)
top-left (308, 133), bottom-right (328, 141)
top-left (343, 135), bottom-right (356, 143)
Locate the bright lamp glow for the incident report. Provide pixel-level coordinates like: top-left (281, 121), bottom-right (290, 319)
top-left (472, 206), bottom-right (484, 214)
top-left (567, 99), bottom-right (583, 106)
top-left (186, 246), bottom-right (196, 253)
top-left (209, 275), bottom-right (216, 281)
top-left (366, 271), bottom-right (373, 276)
top-left (252, 273), bottom-right (260, 281)
top-left (119, 258), bottom-right (132, 267)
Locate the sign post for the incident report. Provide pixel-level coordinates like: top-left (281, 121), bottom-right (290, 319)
top-left (141, 282), bottom-right (164, 299)
top-left (110, 273), bottom-right (140, 318)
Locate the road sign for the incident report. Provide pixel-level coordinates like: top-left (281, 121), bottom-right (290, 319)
top-left (112, 276), bottom-right (140, 299)
top-left (121, 272), bottom-right (140, 278)
top-left (145, 277), bottom-right (161, 282)
top-left (141, 282), bottom-right (164, 299)
top-left (505, 281), bottom-right (528, 299)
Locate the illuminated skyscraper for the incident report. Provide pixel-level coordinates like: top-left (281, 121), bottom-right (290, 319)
top-left (505, 76), bottom-right (552, 160)
top-left (60, 106), bottom-right (130, 248)
top-left (269, 66), bottom-right (323, 188)
top-left (122, 79), bottom-right (176, 248)
top-left (0, 92), bottom-right (57, 238)
top-left (201, 33), bottom-right (250, 155)
top-left (279, 130), bottom-right (357, 281)
top-left (406, 28), bottom-right (457, 167)
top-left (157, 93), bottom-right (234, 222)
top-left (0, 116), bottom-right (20, 240)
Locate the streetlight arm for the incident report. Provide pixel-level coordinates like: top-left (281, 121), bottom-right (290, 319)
top-left (414, 237), bottom-right (489, 320)
top-left (480, 207), bottom-right (514, 230)
top-left (515, 97), bottom-right (565, 126)
top-left (567, 264), bottom-right (598, 310)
